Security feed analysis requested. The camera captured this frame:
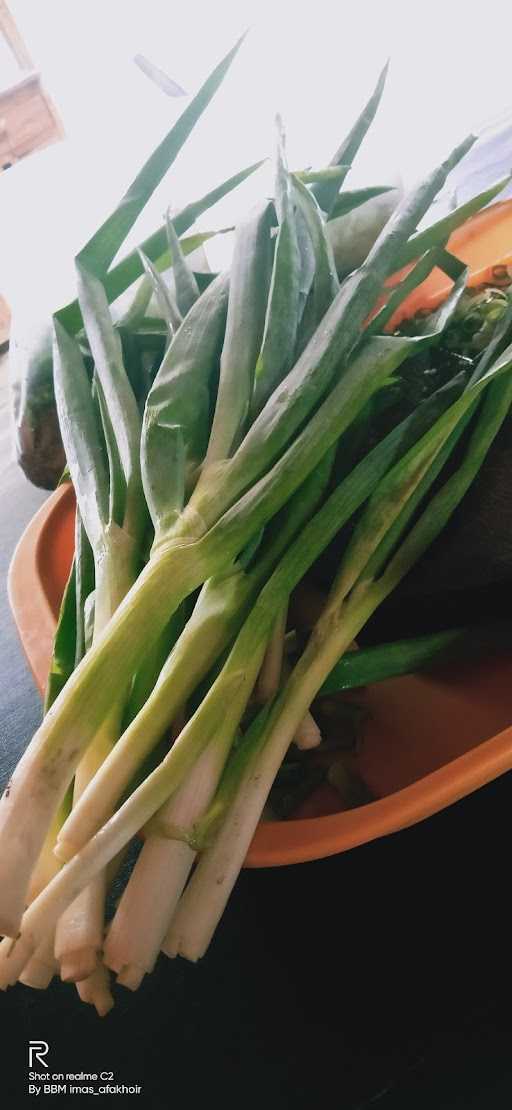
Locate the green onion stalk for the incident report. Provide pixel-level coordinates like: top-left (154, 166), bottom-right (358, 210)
top-left (166, 365), bottom-right (512, 961)
top-left (55, 457), bottom-right (334, 859)
top-left (64, 129), bottom-right (335, 861)
top-left (319, 620), bottom-right (512, 694)
top-left (28, 230), bottom-right (175, 1000)
top-left (6, 322), bottom-right (511, 968)
top-left (14, 34), bottom-right (264, 491)
top-left (250, 139), bottom-right (340, 716)
top-left (256, 609), bottom-right (289, 705)
top-left (0, 534), bottom-right (82, 988)
top-left (59, 268), bottom-right (463, 863)
top-left (0, 563), bottom-right (77, 990)
top-left (138, 248), bottom-right (183, 338)
top-left (61, 133), bottom-right (342, 986)
top-left (4, 45), bottom-right (510, 1000)
top-left (103, 731), bottom-right (235, 990)
top-left (99, 465), bottom-right (335, 988)
top-left (50, 268), bottom-right (147, 988)
top-left (0, 333), bottom-right (475, 967)
top-left (0, 268), bottom-right (229, 937)
top-left (0, 352), bottom-right (459, 983)
top-left (18, 931), bottom-right (58, 991)
top-left (59, 36), bottom-right (250, 329)
top-left (65, 334), bottom-right (469, 985)
top-left (0, 133), bottom-right (476, 939)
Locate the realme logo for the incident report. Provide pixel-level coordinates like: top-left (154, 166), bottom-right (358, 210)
top-left (28, 1041), bottom-right (49, 1067)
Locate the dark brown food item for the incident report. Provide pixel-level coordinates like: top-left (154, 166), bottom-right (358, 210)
top-left (16, 401), bottom-right (65, 489)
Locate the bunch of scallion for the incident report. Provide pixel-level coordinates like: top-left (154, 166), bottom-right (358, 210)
top-left (2, 36), bottom-right (512, 1014)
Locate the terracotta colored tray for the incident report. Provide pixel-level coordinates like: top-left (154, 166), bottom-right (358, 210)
top-left (8, 198), bottom-right (512, 867)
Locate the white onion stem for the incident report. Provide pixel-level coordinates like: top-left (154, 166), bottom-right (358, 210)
top-left (76, 961), bottom-right (114, 1017)
top-left (19, 933), bottom-right (57, 990)
top-left (167, 592), bottom-right (374, 961)
top-left (105, 732), bottom-right (233, 984)
top-left (256, 609), bottom-right (288, 702)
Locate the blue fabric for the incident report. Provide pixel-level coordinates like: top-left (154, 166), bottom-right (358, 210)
top-left (0, 457), bottom-right (46, 786)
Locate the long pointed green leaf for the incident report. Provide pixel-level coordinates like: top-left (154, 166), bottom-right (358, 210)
top-left (319, 621), bottom-right (512, 694)
top-left (44, 509), bottom-right (94, 711)
top-left (111, 229), bottom-right (218, 325)
top-left (311, 61), bottom-right (389, 215)
top-left (77, 35), bottom-right (246, 276)
top-left (188, 378), bottom-right (512, 888)
top-left (169, 164), bottom-right (263, 239)
top-left (141, 420), bottom-right (185, 543)
top-left (101, 161), bottom-right (264, 311)
top-left (367, 242), bottom-right (452, 336)
top-left (190, 377), bottom-right (465, 752)
top-left (377, 333), bottom-right (512, 569)
top-left (330, 185), bottom-right (394, 220)
top-left (44, 560), bottom-right (78, 712)
top-left (398, 175), bottom-right (511, 269)
top-left (191, 372), bottom-right (475, 807)
top-left (380, 374), bottom-right (512, 596)
top-left (468, 301), bottom-right (512, 386)
top-left (59, 162), bottom-right (264, 334)
top-left (291, 174), bottom-right (339, 317)
top-left (209, 366), bottom-right (510, 838)
top-left (114, 274), bottom-right (154, 329)
top-left (211, 334), bottom-right (440, 554)
top-left (368, 250), bottom-right (441, 335)
top-left (165, 210), bottom-right (200, 315)
top-left (149, 230), bottom-right (231, 279)
top-left (362, 405), bottom-right (475, 585)
top-left (94, 375), bottom-right (126, 527)
top-left (251, 124), bottom-right (302, 417)
top-left (76, 264), bottom-right (145, 542)
top-left (202, 135), bottom-right (476, 522)
top-left (138, 249), bottom-right (183, 333)
top-left (216, 269), bottom-right (470, 576)
top-left (289, 175), bottom-right (340, 359)
top-left (52, 320), bottom-right (110, 551)
top-left (142, 273), bottom-right (229, 543)
top-left (243, 370), bottom-right (470, 605)
top-left (204, 200), bottom-right (274, 465)
top-left (295, 166), bottom-right (350, 186)
top-left (74, 512), bottom-right (95, 666)
top-left (339, 324), bottom-right (512, 598)
top-left (294, 205), bottom-right (316, 329)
